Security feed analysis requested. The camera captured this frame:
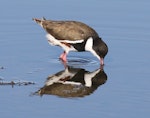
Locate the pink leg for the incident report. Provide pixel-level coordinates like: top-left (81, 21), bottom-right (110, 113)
top-left (59, 51), bottom-right (67, 62)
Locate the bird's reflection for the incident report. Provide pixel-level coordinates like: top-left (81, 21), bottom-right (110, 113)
top-left (35, 66), bottom-right (107, 98)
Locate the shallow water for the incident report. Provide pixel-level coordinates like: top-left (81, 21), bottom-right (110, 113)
top-left (0, 0), bottom-right (150, 118)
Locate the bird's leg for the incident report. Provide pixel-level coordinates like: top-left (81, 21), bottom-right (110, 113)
top-left (59, 51), bottom-right (67, 62)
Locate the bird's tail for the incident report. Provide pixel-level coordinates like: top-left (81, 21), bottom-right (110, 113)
top-left (32, 17), bottom-right (46, 25)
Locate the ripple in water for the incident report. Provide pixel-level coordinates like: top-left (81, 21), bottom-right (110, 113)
top-left (50, 56), bottom-right (98, 67)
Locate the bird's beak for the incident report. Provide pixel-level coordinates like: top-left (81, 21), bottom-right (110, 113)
top-left (100, 58), bottom-right (104, 66)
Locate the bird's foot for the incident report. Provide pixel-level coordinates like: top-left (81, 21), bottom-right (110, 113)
top-left (59, 52), bottom-right (68, 68)
top-left (59, 52), bottom-right (67, 62)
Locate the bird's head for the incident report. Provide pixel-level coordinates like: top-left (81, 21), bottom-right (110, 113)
top-left (92, 37), bottom-right (108, 65)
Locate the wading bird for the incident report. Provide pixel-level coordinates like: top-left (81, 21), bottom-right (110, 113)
top-left (33, 18), bottom-right (108, 65)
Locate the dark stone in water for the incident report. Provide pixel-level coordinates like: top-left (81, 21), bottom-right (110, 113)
top-left (0, 66), bottom-right (4, 69)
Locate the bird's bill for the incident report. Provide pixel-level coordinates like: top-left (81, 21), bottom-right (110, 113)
top-left (100, 58), bottom-right (104, 66)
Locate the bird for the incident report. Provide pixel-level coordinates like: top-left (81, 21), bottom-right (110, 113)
top-left (33, 17), bottom-right (108, 65)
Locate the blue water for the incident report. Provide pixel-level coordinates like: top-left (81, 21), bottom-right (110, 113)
top-left (0, 0), bottom-right (150, 118)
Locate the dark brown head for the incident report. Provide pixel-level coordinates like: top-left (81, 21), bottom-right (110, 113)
top-left (92, 37), bottom-right (108, 65)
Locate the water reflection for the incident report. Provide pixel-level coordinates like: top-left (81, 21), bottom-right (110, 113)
top-left (35, 66), bottom-right (107, 98)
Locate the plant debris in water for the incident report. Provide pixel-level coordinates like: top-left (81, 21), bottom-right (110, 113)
top-left (0, 80), bottom-right (35, 87)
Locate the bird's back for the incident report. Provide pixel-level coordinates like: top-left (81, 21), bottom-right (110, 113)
top-left (41, 20), bottom-right (99, 41)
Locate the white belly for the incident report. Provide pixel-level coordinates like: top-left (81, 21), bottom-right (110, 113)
top-left (46, 34), bottom-right (77, 53)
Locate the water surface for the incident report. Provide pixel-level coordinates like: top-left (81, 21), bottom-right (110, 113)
top-left (0, 0), bottom-right (150, 118)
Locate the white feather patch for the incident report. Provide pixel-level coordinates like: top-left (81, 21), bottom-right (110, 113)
top-left (45, 68), bottom-right (81, 86)
top-left (46, 34), bottom-right (76, 53)
top-left (45, 68), bottom-right (75, 86)
top-left (84, 69), bottom-right (100, 87)
top-left (85, 37), bottom-right (93, 51)
top-left (59, 39), bottom-right (84, 44)
top-left (85, 37), bottom-right (100, 60)
top-left (46, 34), bottom-right (61, 46)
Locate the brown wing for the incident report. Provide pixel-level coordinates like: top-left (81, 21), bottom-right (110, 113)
top-left (42, 20), bottom-right (99, 41)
